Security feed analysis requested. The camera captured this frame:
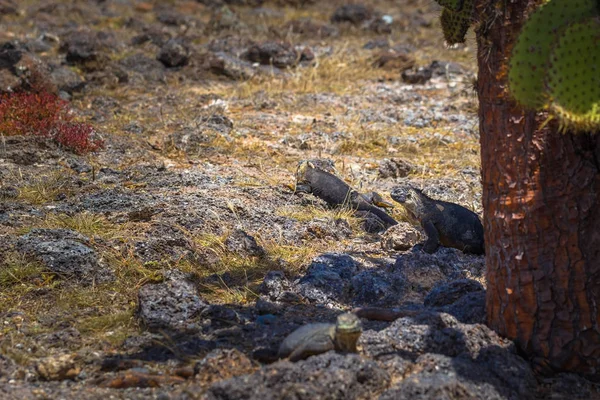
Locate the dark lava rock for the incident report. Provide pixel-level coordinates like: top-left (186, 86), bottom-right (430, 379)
top-left (283, 18), bottom-right (339, 38)
top-left (330, 4), bottom-right (373, 25)
top-left (0, 68), bottom-right (20, 91)
top-left (379, 350), bottom-right (537, 400)
top-left (401, 66), bottom-right (433, 85)
top-left (197, 0), bottom-right (263, 5)
top-left (134, 224), bottom-right (196, 265)
top-left (0, 186), bottom-right (18, 199)
top-left (169, 126), bottom-right (213, 154)
top-left (424, 279), bottom-right (486, 324)
top-left (123, 122), bottom-right (144, 135)
top-left (137, 269), bottom-right (208, 332)
top-left (131, 28), bottom-right (172, 47)
top-left (157, 39), bottom-right (190, 68)
top-left (0, 135), bottom-right (62, 165)
top-left (194, 349), bottom-right (257, 388)
top-left (425, 279), bottom-right (484, 308)
top-left (367, 16), bottom-right (394, 34)
top-left (207, 51), bottom-right (256, 80)
top-left (25, 37), bottom-right (52, 54)
top-left (0, 0), bottom-right (17, 15)
top-left (254, 298), bottom-right (280, 315)
top-left (372, 50), bottom-right (415, 71)
top-left (91, 95), bottom-right (120, 111)
top-left (378, 158), bottom-right (415, 179)
top-left (60, 30), bottom-right (113, 71)
top-left (208, 6), bottom-right (245, 32)
top-left (429, 60), bottom-right (465, 77)
top-left (49, 65), bottom-right (85, 94)
top-left (295, 253), bottom-right (361, 304)
top-left (303, 218), bottom-right (352, 240)
top-left (119, 332), bottom-right (216, 362)
top-left (380, 222), bottom-right (421, 251)
top-left (363, 37), bottom-right (390, 50)
top-left (258, 271), bottom-right (295, 301)
top-left (225, 229), bottom-right (265, 257)
top-left (119, 53), bottom-right (165, 83)
top-left (0, 45), bottom-right (56, 93)
top-left (0, 354), bottom-right (15, 378)
top-left (360, 312), bottom-right (510, 361)
top-left (17, 229), bottom-right (114, 285)
top-left (206, 35), bottom-right (254, 57)
top-left (85, 63), bottom-right (128, 88)
top-left (200, 304), bottom-right (242, 328)
top-left (392, 247), bottom-right (484, 294)
top-left (244, 41), bottom-right (300, 69)
top-left (13, 52), bottom-right (56, 93)
top-left (351, 268), bottom-right (406, 306)
top-left (75, 187), bottom-right (155, 214)
top-left (155, 8), bottom-right (195, 27)
top-left (357, 210), bottom-right (391, 233)
top-left (204, 353), bottom-right (390, 400)
top-left (36, 327), bottom-right (81, 349)
top-left (168, 113), bottom-right (233, 154)
top-left (438, 290), bottom-right (486, 324)
top-left (544, 373), bottom-right (600, 399)
top-left (0, 41), bottom-right (22, 70)
top-left (197, 114), bottom-right (234, 134)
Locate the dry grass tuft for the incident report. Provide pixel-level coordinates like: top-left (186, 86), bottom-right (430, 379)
top-left (39, 212), bottom-right (138, 242)
top-left (14, 170), bottom-right (75, 205)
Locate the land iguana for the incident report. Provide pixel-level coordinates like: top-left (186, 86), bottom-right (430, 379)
top-left (252, 312), bottom-right (363, 363)
top-left (295, 160), bottom-right (398, 228)
top-left (278, 312), bottom-right (362, 362)
top-left (390, 185), bottom-right (484, 255)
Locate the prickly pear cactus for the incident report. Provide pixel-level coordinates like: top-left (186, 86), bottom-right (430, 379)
top-left (508, 0), bottom-right (598, 109)
top-left (436, 0), bottom-right (465, 12)
top-left (506, 0), bottom-right (600, 132)
top-left (435, 0), bottom-right (475, 44)
top-left (440, 8), bottom-right (470, 44)
top-left (547, 17), bottom-right (600, 132)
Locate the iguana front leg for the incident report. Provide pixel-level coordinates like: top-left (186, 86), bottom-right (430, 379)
top-left (421, 220), bottom-right (440, 253)
top-left (294, 183), bottom-right (312, 194)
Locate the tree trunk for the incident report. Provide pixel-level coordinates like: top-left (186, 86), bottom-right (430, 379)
top-left (477, 0), bottom-right (600, 378)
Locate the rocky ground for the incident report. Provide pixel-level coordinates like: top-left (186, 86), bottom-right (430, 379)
top-left (0, 0), bottom-right (599, 399)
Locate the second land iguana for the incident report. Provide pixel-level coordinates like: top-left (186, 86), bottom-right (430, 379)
top-left (390, 185), bottom-right (484, 255)
top-left (295, 160), bottom-right (398, 229)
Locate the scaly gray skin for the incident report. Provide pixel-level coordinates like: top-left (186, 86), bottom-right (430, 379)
top-left (278, 313), bottom-right (362, 362)
top-left (390, 186), bottom-right (484, 255)
top-left (295, 160), bottom-right (398, 228)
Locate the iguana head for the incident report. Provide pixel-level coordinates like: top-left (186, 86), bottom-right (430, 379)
top-left (296, 159), bottom-right (336, 177)
top-left (295, 159), bottom-right (338, 193)
top-left (390, 186), bottom-right (426, 217)
top-left (334, 312), bottom-right (362, 352)
top-left (296, 160), bottom-right (311, 182)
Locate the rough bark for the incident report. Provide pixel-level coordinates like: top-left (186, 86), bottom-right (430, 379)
top-left (477, 0), bottom-right (600, 378)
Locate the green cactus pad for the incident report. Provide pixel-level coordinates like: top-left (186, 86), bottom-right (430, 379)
top-left (439, 0), bottom-right (475, 45)
top-left (508, 0), bottom-right (599, 109)
top-left (435, 0), bottom-right (465, 12)
top-left (547, 17), bottom-right (600, 132)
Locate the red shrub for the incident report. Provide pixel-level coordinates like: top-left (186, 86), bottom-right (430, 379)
top-left (54, 122), bottom-right (104, 154)
top-left (0, 92), bottom-right (104, 154)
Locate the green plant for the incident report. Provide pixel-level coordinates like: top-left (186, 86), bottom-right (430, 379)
top-left (546, 17), bottom-right (600, 131)
top-left (435, 0), bottom-right (475, 44)
top-left (507, 0), bottom-right (598, 109)
top-left (507, 0), bottom-right (600, 131)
